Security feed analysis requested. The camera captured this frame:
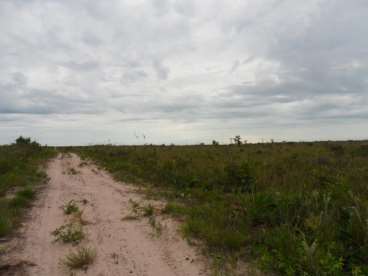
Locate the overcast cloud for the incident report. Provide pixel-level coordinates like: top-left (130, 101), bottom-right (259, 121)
top-left (0, 0), bottom-right (367, 145)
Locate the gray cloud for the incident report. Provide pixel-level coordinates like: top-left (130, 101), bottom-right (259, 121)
top-left (153, 60), bottom-right (170, 80)
top-left (0, 0), bottom-right (367, 145)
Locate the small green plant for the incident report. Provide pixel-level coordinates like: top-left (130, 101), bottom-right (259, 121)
top-left (52, 223), bottom-right (84, 245)
top-left (62, 247), bottom-right (96, 271)
top-left (143, 204), bottom-right (154, 217)
top-left (63, 200), bottom-right (79, 215)
top-left (149, 215), bottom-right (162, 236)
top-left (129, 199), bottom-right (140, 211)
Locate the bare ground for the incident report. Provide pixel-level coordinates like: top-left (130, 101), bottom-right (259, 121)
top-left (1, 153), bottom-right (209, 276)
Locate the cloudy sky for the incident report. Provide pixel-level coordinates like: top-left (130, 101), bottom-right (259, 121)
top-left (0, 0), bottom-right (367, 145)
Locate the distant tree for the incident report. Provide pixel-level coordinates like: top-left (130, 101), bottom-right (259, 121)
top-left (15, 136), bottom-right (40, 147)
top-left (212, 140), bottom-right (220, 146)
top-left (15, 136), bottom-right (31, 145)
top-left (233, 135), bottom-right (242, 146)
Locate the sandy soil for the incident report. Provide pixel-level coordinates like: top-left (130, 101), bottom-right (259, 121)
top-left (1, 153), bottom-right (209, 276)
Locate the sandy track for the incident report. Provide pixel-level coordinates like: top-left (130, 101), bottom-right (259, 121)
top-left (4, 153), bottom-right (208, 276)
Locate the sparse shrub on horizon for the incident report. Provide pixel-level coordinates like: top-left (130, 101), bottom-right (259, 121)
top-left (212, 140), bottom-right (220, 146)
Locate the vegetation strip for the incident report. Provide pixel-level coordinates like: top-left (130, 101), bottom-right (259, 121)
top-left (75, 142), bottom-right (368, 275)
top-left (0, 137), bottom-right (55, 237)
top-left (52, 198), bottom-right (96, 272)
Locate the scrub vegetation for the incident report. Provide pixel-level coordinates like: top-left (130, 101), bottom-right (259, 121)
top-left (75, 141), bottom-right (368, 275)
top-left (52, 223), bottom-right (84, 245)
top-left (62, 246), bottom-right (96, 271)
top-left (0, 137), bottom-right (55, 237)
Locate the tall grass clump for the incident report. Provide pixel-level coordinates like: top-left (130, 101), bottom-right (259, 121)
top-left (76, 141), bottom-right (368, 275)
top-left (62, 247), bottom-right (96, 271)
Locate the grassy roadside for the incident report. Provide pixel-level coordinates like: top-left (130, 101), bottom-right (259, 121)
top-left (74, 141), bottom-right (368, 275)
top-left (0, 137), bottom-right (56, 237)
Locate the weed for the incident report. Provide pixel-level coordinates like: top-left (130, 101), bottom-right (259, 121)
top-left (62, 247), bottom-right (96, 271)
top-left (52, 223), bottom-right (84, 245)
top-left (148, 215), bottom-right (162, 236)
top-left (63, 200), bottom-right (79, 215)
top-left (129, 199), bottom-right (140, 212)
top-left (67, 168), bottom-right (79, 175)
top-left (143, 204), bottom-right (154, 217)
top-left (129, 199), bottom-right (142, 217)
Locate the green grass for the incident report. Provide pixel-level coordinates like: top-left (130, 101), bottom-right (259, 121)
top-left (163, 202), bottom-right (188, 217)
top-left (74, 141), bottom-right (368, 275)
top-left (0, 138), bottom-right (55, 237)
top-left (0, 205), bottom-right (13, 237)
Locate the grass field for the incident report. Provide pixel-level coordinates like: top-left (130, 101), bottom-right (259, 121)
top-left (0, 137), bottom-right (55, 237)
top-left (76, 141), bottom-right (368, 275)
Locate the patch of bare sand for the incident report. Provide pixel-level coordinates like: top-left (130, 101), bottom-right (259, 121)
top-left (2, 153), bottom-right (209, 276)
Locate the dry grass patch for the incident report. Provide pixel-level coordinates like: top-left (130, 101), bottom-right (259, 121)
top-left (52, 223), bottom-right (84, 245)
top-left (62, 247), bottom-right (96, 271)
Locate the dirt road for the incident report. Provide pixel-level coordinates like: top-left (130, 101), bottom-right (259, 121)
top-left (3, 153), bottom-right (208, 276)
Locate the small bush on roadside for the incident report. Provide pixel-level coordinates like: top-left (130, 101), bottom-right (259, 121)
top-left (142, 204), bottom-right (154, 217)
top-left (52, 223), bottom-right (84, 245)
top-left (62, 247), bottom-right (96, 270)
top-left (63, 200), bottom-right (79, 215)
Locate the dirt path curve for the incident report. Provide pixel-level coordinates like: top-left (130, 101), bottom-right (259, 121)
top-left (6, 153), bottom-right (209, 276)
